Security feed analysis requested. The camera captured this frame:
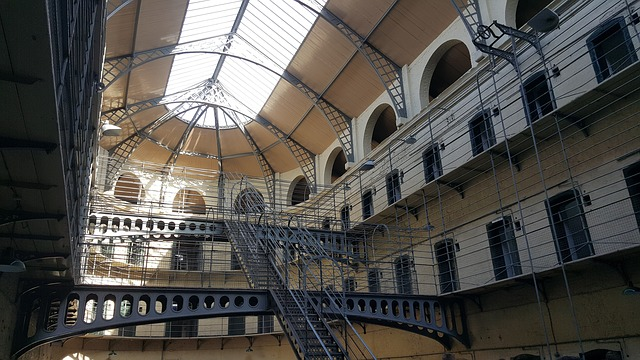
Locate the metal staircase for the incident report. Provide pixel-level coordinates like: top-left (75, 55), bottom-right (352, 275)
top-left (225, 214), bottom-right (375, 359)
top-left (224, 220), bottom-right (272, 289)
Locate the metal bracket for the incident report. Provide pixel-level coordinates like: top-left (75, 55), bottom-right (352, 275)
top-left (394, 204), bottom-right (420, 221)
top-left (459, 294), bottom-right (483, 312)
top-left (437, 180), bottom-right (464, 199)
top-left (271, 334), bottom-right (283, 346)
top-left (490, 150), bottom-right (521, 172)
top-left (556, 112), bottom-right (589, 137)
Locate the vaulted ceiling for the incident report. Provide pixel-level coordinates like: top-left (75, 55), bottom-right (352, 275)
top-left (100, 0), bottom-right (458, 181)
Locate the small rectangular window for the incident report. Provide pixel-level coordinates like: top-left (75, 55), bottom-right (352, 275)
top-left (423, 144), bottom-right (443, 182)
top-left (166, 319), bottom-right (198, 337)
top-left (623, 161), bottom-right (640, 228)
top-left (344, 277), bottom-right (356, 292)
top-left (230, 252), bottom-right (242, 270)
top-left (118, 325), bottom-right (136, 337)
top-left (340, 205), bottom-right (350, 230)
top-left (128, 240), bottom-right (145, 266)
top-left (546, 189), bottom-right (594, 263)
top-left (487, 216), bottom-right (522, 280)
top-left (394, 255), bottom-right (413, 294)
top-left (362, 190), bottom-right (374, 219)
top-left (258, 315), bottom-right (274, 333)
top-left (386, 170), bottom-right (402, 205)
top-left (587, 17), bottom-right (637, 82)
top-left (435, 239), bottom-right (458, 293)
top-left (368, 269), bottom-right (381, 293)
top-left (100, 239), bottom-right (115, 259)
top-left (228, 316), bottom-right (245, 335)
top-left (468, 111), bottom-right (495, 156)
top-left (523, 71), bottom-right (554, 123)
top-left (172, 241), bottom-right (202, 271)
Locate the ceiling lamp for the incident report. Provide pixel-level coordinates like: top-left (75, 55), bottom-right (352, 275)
top-left (622, 282), bottom-right (640, 296)
top-left (101, 122), bottom-right (122, 137)
top-left (359, 160), bottom-right (375, 171)
top-left (528, 8), bottom-right (559, 33)
top-left (401, 135), bottom-right (417, 144)
top-left (0, 259), bottom-right (26, 273)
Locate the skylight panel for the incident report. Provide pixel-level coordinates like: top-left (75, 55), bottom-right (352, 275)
top-left (165, 0), bottom-right (325, 128)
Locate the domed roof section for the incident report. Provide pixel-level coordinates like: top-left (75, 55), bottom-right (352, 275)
top-left (99, 0), bottom-right (459, 181)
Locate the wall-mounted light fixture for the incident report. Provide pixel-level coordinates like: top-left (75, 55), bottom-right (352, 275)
top-left (389, 135), bottom-right (418, 170)
top-left (400, 135), bottom-right (417, 144)
top-left (359, 159), bottom-right (375, 171)
top-left (0, 259), bottom-right (26, 273)
top-left (528, 8), bottom-right (559, 33)
top-left (101, 122), bottom-right (122, 137)
top-left (623, 282), bottom-right (640, 296)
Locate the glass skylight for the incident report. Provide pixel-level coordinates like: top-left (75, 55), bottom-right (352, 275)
top-left (164, 0), bottom-right (325, 128)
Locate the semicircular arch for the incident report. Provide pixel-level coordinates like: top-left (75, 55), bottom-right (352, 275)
top-left (323, 146), bottom-right (347, 184)
top-left (173, 188), bottom-right (206, 214)
top-left (288, 175), bottom-right (310, 206)
top-left (419, 39), bottom-right (472, 108)
top-left (114, 172), bottom-right (145, 204)
top-left (362, 103), bottom-right (397, 156)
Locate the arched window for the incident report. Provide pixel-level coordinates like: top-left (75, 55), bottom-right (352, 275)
top-left (371, 105), bottom-right (396, 150)
top-left (233, 188), bottom-right (265, 214)
top-left (291, 177), bottom-right (310, 205)
top-left (114, 173), bottom-right (144, 204)
top-left (420, 40), bottom-right (471, 107)
top-left (428, 42), bottom-right (471, 100)
top-left (173, 189), bottom-right (206, 214)
top-left (330, 149), bottom-right (347, 183)
top-left (435, 239), bottom-right (458, 293)
top-left (583, 349), bottom-right (622, 360)
top-left (487, 216), bottom-right (522, 280)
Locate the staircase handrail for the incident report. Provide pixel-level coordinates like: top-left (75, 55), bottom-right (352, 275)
top-left (258, 223), bottom-right (342, 357)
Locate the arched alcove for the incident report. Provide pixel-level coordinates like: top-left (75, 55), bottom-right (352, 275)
top-left (290, 176), bottom-right (310, 206)
top-left (114, 173), bottom-right (145, 204)
top-left (420, 40), bottom-right (471, 107)
top-left (324, 147), bottom-right (347, 184)
top-left (173, 189), bottom-right (206, 214)
top-left (363, 104), bottom-right (397, 156)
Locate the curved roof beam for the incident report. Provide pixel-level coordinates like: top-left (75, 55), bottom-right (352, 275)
top-left (100, 36), bottom-right (354, 162)
top-left (296, 0), bottom-right (407, 118)
top-left (164, 105), bottom-right (208, 167)
top-left (106, 0), bottom-right (135, 21)
top-left (218, 107), bottom-right (276, 206)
